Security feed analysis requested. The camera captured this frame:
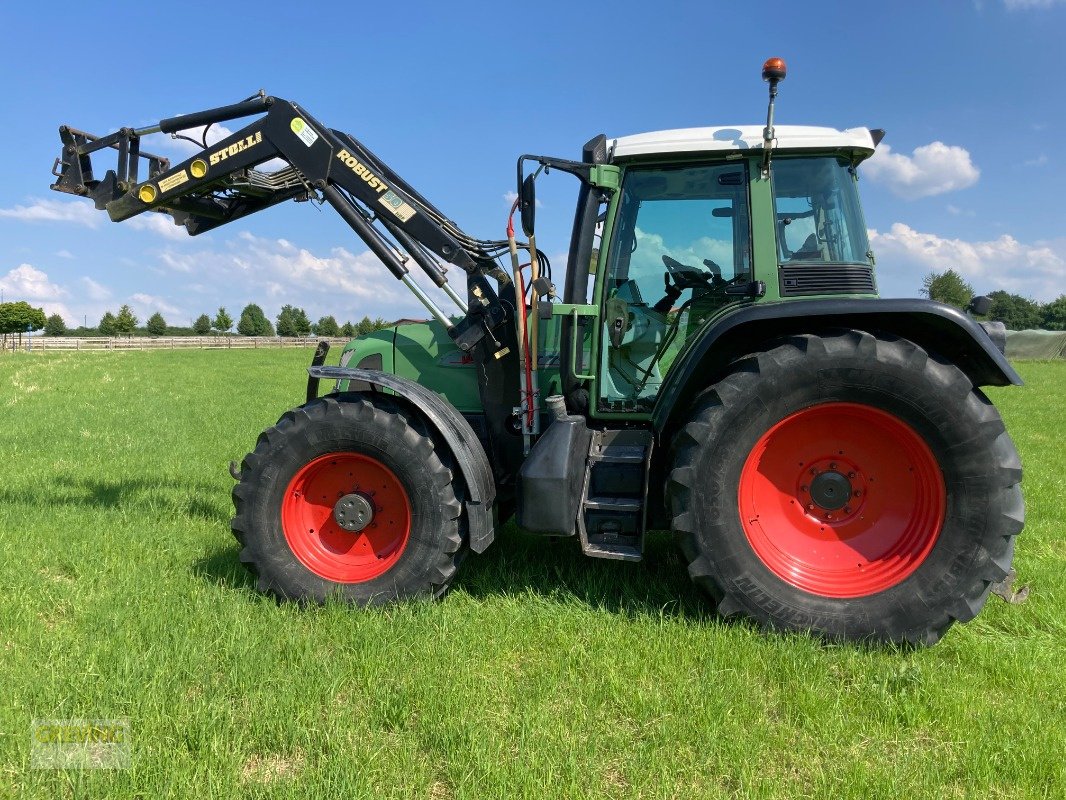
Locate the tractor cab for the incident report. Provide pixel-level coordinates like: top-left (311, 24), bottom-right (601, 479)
top-left (589, 124), bottom-right (880, 412)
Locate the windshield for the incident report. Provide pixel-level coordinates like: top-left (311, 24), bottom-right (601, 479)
top-left (772, 157), bottom-right (870, 264)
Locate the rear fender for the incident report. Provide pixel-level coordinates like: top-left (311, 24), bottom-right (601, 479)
top-left (308, 365), bottom-right (497, 553)
top-left (652, 298), bottom-right (1023, 432)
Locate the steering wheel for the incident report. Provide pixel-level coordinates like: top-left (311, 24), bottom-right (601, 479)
top-left (662, 255), bottom-right (714, 290)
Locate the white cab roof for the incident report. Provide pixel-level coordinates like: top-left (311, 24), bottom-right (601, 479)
top-left (609, 125), bottom-right (877, 161)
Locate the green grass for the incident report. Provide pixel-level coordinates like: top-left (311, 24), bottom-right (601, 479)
top-left (0, 350), bottom-right (1064, 799)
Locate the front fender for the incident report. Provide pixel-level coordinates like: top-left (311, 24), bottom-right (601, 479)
top-left (307, 365), bottom-right (497, 554)
top-left (653, 298), bottom-right (1022, 431)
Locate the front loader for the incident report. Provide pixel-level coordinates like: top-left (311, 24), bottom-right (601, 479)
top-left (50, 59), bottom-right (1023, 645)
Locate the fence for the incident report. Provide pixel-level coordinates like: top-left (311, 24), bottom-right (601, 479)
top-left (7, 331), bottom-right (1066, 358)
top-left (1, 336), bottom-right (351, 353)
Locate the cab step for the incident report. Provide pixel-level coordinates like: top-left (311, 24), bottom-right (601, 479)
top-left (578, 429), bottom-right (654, 561)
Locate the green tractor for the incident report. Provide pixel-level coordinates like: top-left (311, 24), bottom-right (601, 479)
top-left (51, 59), bottom-right (1022, 644)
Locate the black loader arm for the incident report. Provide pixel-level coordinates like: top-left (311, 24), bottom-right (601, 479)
top-left (51, 95), bottom-right (478, 272)
top-left (50, 93), bottom-right (525, 356)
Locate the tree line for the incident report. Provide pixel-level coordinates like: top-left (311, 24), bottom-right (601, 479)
top-left (922, 270), bottom-right (1066, 330)
top-left (27, 302), bottom-right (393, 338)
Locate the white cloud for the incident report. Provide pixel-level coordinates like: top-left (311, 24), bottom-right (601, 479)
top-left (0, 264), bottom-right (78, 325)
top-left (128, 212), bottom-right (189, 240)
top-left (1004, 0), bottom-right (1065, 9)
top-left (0, 264), bottom-right (68, 300)
top-left (946, 204), bottom-right (975, 217)
top-left (0, 197), bottom-right (100, 227)
top-left (80, 277), bottom-right (112, 301)
top-left (1023, 153), bottom-right (1048, 167)
top-left (0, 196), bottom-right (189, 241)
top-left (869, 223), bottom-right (1066, 300)
top-left (863, 142), bottom-right (980, 199)
top-left (129, 292), bottom-right (183, 318)
top-left (55, 249), bottom-right (75, 259)
top-left (150, 232), bottom-right (451, 320)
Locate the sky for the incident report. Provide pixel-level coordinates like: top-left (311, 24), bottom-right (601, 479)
top-left (1, 0), bottom-right (1064, 328)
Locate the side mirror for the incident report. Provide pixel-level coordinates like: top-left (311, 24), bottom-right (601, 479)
top-left (520, 174), bottom-right (536, 237)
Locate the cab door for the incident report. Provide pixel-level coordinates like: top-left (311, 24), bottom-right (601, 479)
top-left (595, 161), bottom-right (753, 413)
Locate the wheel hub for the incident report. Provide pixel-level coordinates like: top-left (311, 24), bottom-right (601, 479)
top-left (738, 402), bottom-right (946, 598)
top-left (809, 470), bottom-right (851, 511)
top-left (333, 492), bottom-right (374, 532)
top-left (281, 452), bottom-right (411, 584)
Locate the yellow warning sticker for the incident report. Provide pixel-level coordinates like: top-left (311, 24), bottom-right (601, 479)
top-left (158, 170), bottom-right (189, 193)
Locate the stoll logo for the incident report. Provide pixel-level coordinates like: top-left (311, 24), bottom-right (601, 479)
top-left (31, 719), bottom-right (130, 769)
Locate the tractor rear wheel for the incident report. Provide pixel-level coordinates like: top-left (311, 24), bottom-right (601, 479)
top-left (231, 393), bottom-right (464, 604)
top-left (668, 330), bottom-right (1023, 645)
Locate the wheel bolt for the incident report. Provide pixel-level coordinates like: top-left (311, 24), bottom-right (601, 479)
top-left (854, 490), bottom-right (862, 497)
top-left (848, 472), bottom-right (856, 479)
top-left (844, 506), bottom-right (852, 513)
top-left (801, 485), bottom-right (809, 492)
top-left (830, 462), bottom-right (837, 470)
top-left (807, 503), bottom-right (815, 511)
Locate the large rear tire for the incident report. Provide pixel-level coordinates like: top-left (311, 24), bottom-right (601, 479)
top-left (231, 393), bottom-right (464, 604)
top-left (668, 330), bottom-right (1024, 645)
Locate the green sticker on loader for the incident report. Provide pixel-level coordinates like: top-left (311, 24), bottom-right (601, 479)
top-left (290, 117), bottom-right (318, 147)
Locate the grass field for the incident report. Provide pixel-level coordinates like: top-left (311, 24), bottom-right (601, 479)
top-left (0, 349), bottom-right (1063, 798)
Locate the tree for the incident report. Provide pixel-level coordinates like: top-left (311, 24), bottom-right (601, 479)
top-left (193, 314), bottom-right (211, 335)
top-left (237, 303), bottom-right (274, 337)
top-left (341, 321), bottom-right (355, 337)
top-left (98, 311), bottom-right (118, 336)
top-left (276, 306), bottom-right (295, 337)
top-left (356, 315), bottom-right (374, 336)
top-left (114, 304), bottom-right (138, 336)
top-left (212, 306), bottom-right (233, 335)
top-left (276, 304), bottom-right (311, 337)
top-left (1042, 295), bottom-right (1066, 331)
top-left (986, 290), bottom-right (1043, 330)
top-left (312, 315), bottom-right (340, 337)
top-left (44, 313), bottom-right (67, 337)
top-left (146, 312), bottom-right (168, 336)
top-left (0, 302), bottom-right (46, 347)
top-left (292, 307), bottom-right (311, 336)
top-left (921, 269), bottom-right (973, 309)
top-left (373, 317), bottom-right (387, 331)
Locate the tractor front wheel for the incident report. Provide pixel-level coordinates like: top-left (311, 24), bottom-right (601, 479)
top-left (668, 330), bottom-right (1024, 645)
top-left (231, 394), bottom-right (464, 604)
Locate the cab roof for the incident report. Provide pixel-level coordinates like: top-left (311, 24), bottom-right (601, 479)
top-left (609, 125), bottom-right (878, 161)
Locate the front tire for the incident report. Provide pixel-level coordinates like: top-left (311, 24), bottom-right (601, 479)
top-left (231, 393), bottom-right (464, 604)
top-left (668, 330), bottom-right (1024, 645)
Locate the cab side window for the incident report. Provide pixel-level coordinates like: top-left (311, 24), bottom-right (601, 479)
top-left (600, 163), bottom-right (751, 409)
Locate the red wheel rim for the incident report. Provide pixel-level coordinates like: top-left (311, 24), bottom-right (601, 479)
top-left (281, 453), bottom-right (411, 583)
top-left (738, 402), bottom-right (945, 598)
